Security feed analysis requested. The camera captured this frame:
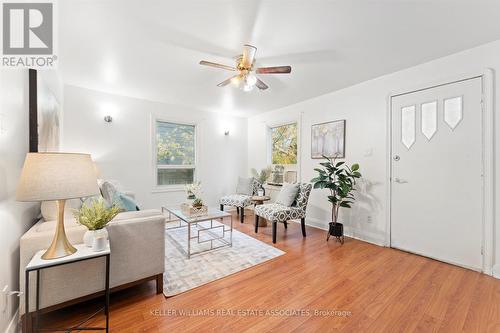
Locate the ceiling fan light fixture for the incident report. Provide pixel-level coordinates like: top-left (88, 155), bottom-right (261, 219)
top-left (231, 75), bottom-right (241, 86)
top-left (246, 73), bottom-right (257, 86)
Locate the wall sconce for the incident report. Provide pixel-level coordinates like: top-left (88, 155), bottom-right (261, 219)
top-left (104, 115), bottom-right (113, 123)
top-left (224, 130), bottom-right (230, 136)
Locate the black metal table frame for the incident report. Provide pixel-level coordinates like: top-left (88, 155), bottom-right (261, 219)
top-left (25, 253), bottom-right (110, 332)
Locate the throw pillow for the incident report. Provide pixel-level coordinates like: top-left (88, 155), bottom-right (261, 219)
top-left (113, 192), bottom-right (140, 211)
top-left (276, 183), bottom-right (300, 207)
top-left (236, 177), bottom-right (253, 195)
top-left (100, 181), bottom-right (118, 206)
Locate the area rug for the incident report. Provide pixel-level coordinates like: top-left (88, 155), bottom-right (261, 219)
top-left (164, 220), bottom-right (285, 296)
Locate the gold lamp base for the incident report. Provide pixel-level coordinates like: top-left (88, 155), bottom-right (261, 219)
top-left (41, 199), bottom-right (77, 260)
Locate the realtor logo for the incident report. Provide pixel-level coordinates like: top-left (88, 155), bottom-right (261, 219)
top-left (2, 1), bottom-right (56, 67)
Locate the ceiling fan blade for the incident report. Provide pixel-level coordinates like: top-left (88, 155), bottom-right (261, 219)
top-left (217, 75), bottom-right (240, 87)
top-left (256, 66), bottom-right (292, 74)
top-left (199, 60), bottom-right (237, 71)
top-left (255, 78), bottom-right (269, 90)
top-left (241, 44), bottom-right (257, 69)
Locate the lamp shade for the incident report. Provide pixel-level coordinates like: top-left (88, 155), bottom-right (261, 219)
top-left (16, 153), bottom-right (100, 201)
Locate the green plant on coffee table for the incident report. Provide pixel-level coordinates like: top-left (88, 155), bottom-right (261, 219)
top-left (192, 197), bottom-right (204, 208)
top-left (310, 155), bottom-right (361, 226)
top-left (251, 166), bottom-right (272, 185)
top-left (74, 198), bottom-right (121, 231)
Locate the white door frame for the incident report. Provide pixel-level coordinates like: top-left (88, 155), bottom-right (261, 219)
top-left (385, 69), bottom-right (495, 275)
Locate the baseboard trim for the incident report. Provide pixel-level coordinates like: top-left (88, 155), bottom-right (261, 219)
top-left (304, 217), bottom-right (386, 247)
top-left (493, 265), bottom-right (500, 279)
top-left (6, 309), bottom-right (19, 333)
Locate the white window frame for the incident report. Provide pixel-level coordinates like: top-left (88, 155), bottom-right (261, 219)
top-left (152, 118), bottom-right (198, 192)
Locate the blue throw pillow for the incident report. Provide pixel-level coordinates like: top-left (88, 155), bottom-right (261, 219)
top-left (113, 192), bottom-right (139, 211)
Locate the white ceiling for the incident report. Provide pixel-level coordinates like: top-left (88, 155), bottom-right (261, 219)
top-left (59, 0), bottom-right (500, 117)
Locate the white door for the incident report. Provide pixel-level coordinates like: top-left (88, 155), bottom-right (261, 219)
top-left (390, 77), bottom-right (483, 271)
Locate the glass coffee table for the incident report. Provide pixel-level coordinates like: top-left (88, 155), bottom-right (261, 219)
top-left (162, 207), bottom-right (232, 259)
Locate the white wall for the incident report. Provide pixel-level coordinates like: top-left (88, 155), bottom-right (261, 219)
top-left (62, 85), bottom-right (248, 210)
top-left (248, 39), bottom-right (500, 276)
top-left (0, 70), bottom-right (39, 330)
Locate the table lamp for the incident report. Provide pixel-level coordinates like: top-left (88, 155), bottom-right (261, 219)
top-left (16, 153), bottom-right (100, 259)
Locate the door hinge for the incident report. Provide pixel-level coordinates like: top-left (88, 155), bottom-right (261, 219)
top-left (481, 246), bottom-right (484, 255)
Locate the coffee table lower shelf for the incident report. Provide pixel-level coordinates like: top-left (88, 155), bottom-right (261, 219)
top-left (162, 207), bottom-right (233, 259)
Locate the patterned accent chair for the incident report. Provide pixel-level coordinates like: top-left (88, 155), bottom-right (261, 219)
top-left (254, 183), bottom-right (312, 243)
top-left (220, 178), bottom-right (261, 223)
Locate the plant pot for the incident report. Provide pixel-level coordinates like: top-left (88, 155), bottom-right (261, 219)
top-left (83, 228), bottom-right (108, 247)
top-left (327, 222), bottom-right (344, 244)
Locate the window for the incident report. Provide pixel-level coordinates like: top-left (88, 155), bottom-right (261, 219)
top-left (271, 123), bottom-right (297, 164)
top-left (155, 121), bottom-right (195, 186)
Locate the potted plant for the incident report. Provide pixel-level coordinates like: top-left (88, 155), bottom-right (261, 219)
top-left (311, 155), bottom-right (361, 244)
top-left (251, 166), bottom-right (272, 195)
top-left (74, 198), bottom-right (121, 250)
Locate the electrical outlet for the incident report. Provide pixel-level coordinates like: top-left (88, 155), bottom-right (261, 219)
top-left (367, 215), bottom-right (373, 223)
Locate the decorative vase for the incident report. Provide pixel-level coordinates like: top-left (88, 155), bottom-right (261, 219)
top-left (83, 228), bottom-right (108, 247)
top-left (327, 222), bottom-right (344, 244)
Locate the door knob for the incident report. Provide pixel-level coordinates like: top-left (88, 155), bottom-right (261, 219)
top-left (393, 155), bottom-right (400, 161)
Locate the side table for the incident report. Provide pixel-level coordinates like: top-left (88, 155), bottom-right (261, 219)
top-left (251, 196), bottom-right (271, 227)
top-left (25, 243), bottom-right (110, 332)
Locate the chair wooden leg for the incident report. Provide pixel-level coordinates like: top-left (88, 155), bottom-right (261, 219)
top-left (220, 204), bottom-right (224, 211)
top-left (236, 207), bottom-right (239, 214)
top-left (272, 221), bottom-right (277, 243)
top-left (284, 221), bottom-right (288, 229)
top-left (156, 273), bottom-right (163, 294)
top-left (240, 209), bottom-right (244, 223)
top-left (301, 217), bottom-right (306, 237)
top-left (255, 215), bottom-right (259, 233)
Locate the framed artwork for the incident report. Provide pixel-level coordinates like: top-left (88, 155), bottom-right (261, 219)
top-left (29, 69), bottom-right (61, 152)
top-left (311, 119), bottom-right (345, 159)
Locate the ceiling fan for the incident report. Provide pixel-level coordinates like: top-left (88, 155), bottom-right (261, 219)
top-left (199, 44), bottom-right (292, 91)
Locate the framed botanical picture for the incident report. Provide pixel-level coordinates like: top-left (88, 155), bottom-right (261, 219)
top-left (311, 119), bottom-right (346, 159)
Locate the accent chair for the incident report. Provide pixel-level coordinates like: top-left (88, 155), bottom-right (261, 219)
top-left (254, 183), bottom-right (312, 243)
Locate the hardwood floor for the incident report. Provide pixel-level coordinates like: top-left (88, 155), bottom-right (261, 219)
top-left (42, 210), bottom-right (500, 332)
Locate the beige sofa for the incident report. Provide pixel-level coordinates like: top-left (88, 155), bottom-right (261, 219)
top-left (19, 200), bottom-right (166, 325)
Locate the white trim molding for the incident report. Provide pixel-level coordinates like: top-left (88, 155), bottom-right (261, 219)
top-left (493, 265), bottom-right (500, 279)
top-left (5, 309), bottom-right (19, 333)
top-left (385, 69), bottom-right (495, 276)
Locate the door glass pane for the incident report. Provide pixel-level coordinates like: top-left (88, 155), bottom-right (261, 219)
top-left (444, 96), bottom-right (463, 130)
top-left (401, 105), bottom-right (416, 149)
top-left (421, 101), bottom-right (437, 140)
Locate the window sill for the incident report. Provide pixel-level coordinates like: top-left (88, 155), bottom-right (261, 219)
top-left (151, 186), bottom-right (186, 193)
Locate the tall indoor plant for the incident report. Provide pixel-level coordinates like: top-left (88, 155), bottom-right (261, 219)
top-left (311, 156), bottom-right (361, 243)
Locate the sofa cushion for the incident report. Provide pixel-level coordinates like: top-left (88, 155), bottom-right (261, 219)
top-left (255, 203), bottom-right (305, 222)
top-left (275, 183), bottom-right (299, 207)
top-left (220, 194), bottom-right (252, 207)
top-left (112, 209), bottom-right (163, 222)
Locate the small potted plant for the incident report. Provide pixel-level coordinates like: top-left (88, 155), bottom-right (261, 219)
top-left (311, 155), bottom-right (361, 244)
top-left (74, 198), bottom-right (121, 250)
top-left (251, 166), bottom-right (271, 195)
top-left (183, 181), bottom-right (207, 216)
